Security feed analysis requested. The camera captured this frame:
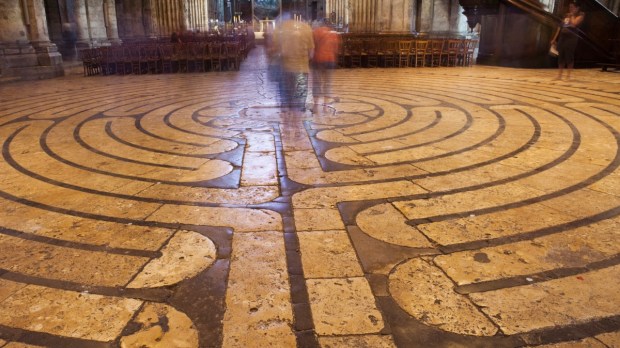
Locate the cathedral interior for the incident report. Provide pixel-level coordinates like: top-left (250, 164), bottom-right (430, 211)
top-left (0, 1), bottom-right (620, 348)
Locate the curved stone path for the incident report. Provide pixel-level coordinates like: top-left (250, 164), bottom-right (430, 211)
top-left (0, 48), bottom-right (619, 348)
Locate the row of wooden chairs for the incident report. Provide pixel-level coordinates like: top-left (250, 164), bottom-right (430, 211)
top-left (80, 41), bottom-right (248, 76)
top-left (339, 38), bottom-right (478, 68)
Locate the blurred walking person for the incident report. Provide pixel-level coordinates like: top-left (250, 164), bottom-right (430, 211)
top-left (312, 20), bottom-right (340, 111)
top-left (273, 14), bottom-right (314, 111)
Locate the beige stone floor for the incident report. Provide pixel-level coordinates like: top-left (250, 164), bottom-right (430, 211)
top-left (0, 49), bottom-right (619, 348)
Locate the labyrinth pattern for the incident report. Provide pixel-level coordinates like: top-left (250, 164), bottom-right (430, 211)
top-left (0, 50), bottom-right (619, 348)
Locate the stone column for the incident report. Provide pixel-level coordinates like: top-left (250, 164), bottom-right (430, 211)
top-left (0, 0), bottom-right (64, 79)
top-left (103, 0), bottom-right (122, 44)
top-left (73, 0), bottom-right (92, 47)
top-left (349, 0), bottom-right (378, 33)
top-left (377, 0), bottom-right (414, 32)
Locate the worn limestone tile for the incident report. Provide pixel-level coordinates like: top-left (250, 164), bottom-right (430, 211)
top-left (110, 116), bottom-right (237, 154)
top-left (435, 219), bottom-right (619, 285)
top-left (348, 106), bottom-right (441, 143)
top-left (469, 265), bottom-right (620, 335)
top-left (136, 185), bottom-right (280, 205)
top-left (294, 208), bottom-right (345, 231)
top-left (0, 279), bottom-right (27, 303)
top-left (0, 233), bottom-right (148, 287)
top-left (285, 151), bottom-right (322, 169)
top-left (319, 334), bottom-right (397, 348)
top-left (0, 284), bottom-right (142, 341)
top-left (79, 118), bottom-right (212, 168)
top-left (312, 113), bottom-right (369, 127)
top-left (119, 303), bottom-right (198, 348)
top-left (314, 130), bottom-right (360, 144)
top-left (147, 206), bottom-right (282, 232)
top-left (589, 171), bottom-right (620, 197)
top-left (142, 159), bottom-right (233, 183)
top-left (324, 147), bottom-right (376, 166)
top-left (240, 151), bottom-right (278, 186)
top-left (331, 100), bottom-right (378, 114)
top-left (307, 277), bottom-right (385, 335)
top-left (222, 232), bottom-right (295, 347)
top-left (539, 189), bottom-right (620, 218)
top-left (56, 194), bottom-right (161, 220)
top-left (365, 145), bottom-right (451, 165)
top-left (356, 203), bottom-right (433, 248)
top-left (298, 230), bottom-right (363, 278)
top-left (514, 161), bottom-right (607, 194)
top-left (327, 97), bottom-right (407, 135)
top-left (128, 230), bottom-right (216, 288)
top-left (245, 132), bottom-right (275, 152)
top-left (287, 164), bottom-right (428, 186)
top-left (414, 203), bottom-right (576, 245)
top-left (596, 330), bottom-right (620, 347)
top-left (389, 258), bottom-right (497, 336)
top-left (279, 124), bottom-right (314, 151)
top-left (292, 181), bottom-right (424, 209)
top-left (415, 162), bottom-right (525, 193)
top-left (0, 199), bottom-right (173, 250)
top-left (393, 182), bottom-right (548, 220)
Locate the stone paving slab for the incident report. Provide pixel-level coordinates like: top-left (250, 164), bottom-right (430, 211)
top-left (0, 46), bottom-right (619, 347)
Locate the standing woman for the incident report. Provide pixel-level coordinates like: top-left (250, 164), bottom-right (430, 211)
top-left (551, 1), bottom-right (585, 80)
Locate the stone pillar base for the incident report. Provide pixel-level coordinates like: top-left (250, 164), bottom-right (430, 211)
top-left (0, 41), bottom-right (64, 81)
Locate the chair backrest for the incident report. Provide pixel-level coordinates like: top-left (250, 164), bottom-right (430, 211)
top-left (415, 40), bottom-right (428, 53)
top-left (431, 39), bottom-right (444, 52)
top-left (398, 40), bottom-right (412, 53)
top-left (447, 39), bottom-right (461, 52)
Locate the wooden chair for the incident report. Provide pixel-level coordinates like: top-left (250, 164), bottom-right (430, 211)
top-left (382, 40), bottom-right (398, 67)
top-left (444, 39), bottom-right (462, 67)
top-left (345, 39), bottom-right (363, 68)
top-left (158, 44), bottom-right (175, 73)
top-left (99, 47), bottom-right (115, 75)
top-left (209, 43), bottom-right (223, 71)
top-left (124, 45), bottom-right (142, 74)
top-left (464, 39), bottom-right (478, 66)
top-left (226, 42), bottom-right (241, 70)
top-left (398, 40), bottom-right (411, 67)
top-left (80, 48), bottom-right (101, 76)
top-left (113, 46), bottom-right (128, 75)
top-left (412, 40), bottom-right (428, 67)
top-left (141, 45), bottom-right (160, 73)
top-left (429, 39), bottom-right (444, 67)
top-left (175, 43), bottom-right (190, 72)
top-left (192, 42), bottom-right (207, 72)
top-left (365, 40), bottom-right (380, 68)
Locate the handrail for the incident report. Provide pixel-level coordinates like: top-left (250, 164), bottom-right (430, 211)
top-left (502, 0), bottom-right (617, 61)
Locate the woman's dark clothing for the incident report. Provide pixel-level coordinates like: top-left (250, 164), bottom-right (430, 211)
top-left (557, 16), bottom-right (582, 67)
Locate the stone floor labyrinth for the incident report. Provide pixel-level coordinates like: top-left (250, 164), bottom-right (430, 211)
top-left (0, 49), bottom-right (619, 348)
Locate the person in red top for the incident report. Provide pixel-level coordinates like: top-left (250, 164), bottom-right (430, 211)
top-left (312, 20), bottom-right (341, 111)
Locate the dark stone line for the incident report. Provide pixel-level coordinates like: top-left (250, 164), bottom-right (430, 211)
top-left (455, 254), bottom-right (620, 294)
top-left (520, 316), bottom-right (620, 346)
top-left (0, 270), bottom-right (173, 302)
top-left (347, 225), bottom-right (438, 274)
top-left (104, 121), bottom-right (226, 159)
top-left (169, 259), bottom-right (230, 348)
top-left (0, 325), bottom-right (112, 348)
top-left (0, 226), bottom-right (160, 258)
top-left (376, 296), bottom-right (525, 348)
top-left (296, 330), bottom-right (320, 348)
top-left (438, 206), bottom-right (620, 254)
